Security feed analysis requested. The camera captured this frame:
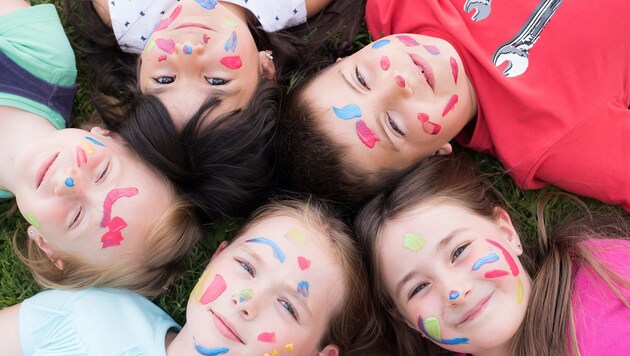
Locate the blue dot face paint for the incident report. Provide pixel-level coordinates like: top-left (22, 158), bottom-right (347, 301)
top-left (183, 44), bottom-right (193, 54)
top-left (449, 290), bottom-right (460, 300)
top-left (246, 237), bottom-right (286, 263)
top-left (332, 104), bottom-right (362, 120)
top-left (372, 39), bottom-right (390, 49)
top-left (85, 136), bottom-right (105, 147)
top-left (195, 0), bottom-right (218, 10)
top-left (64, 177), bottom-right (75, 187)
top-left (471, 252), bottom-right (500, 271)
top-left (224, 31), bottom-right (238, 53)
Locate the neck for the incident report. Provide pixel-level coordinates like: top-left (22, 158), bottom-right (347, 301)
top-left (165, 324), bottom-right (195, 356)
top-left (0, 107), bottom-right (57, 192)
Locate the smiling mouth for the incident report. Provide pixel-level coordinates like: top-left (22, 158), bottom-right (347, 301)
top-left (459, 293), bottom-right (493, 325)
top-left (176, 23), bottom-right (211, 30)
top-left (36, 152), bottom-right (59, 189)
top-left (212, 311), bottom-right (245, 344)
top-left (409, 54), bottom-right (435, 92)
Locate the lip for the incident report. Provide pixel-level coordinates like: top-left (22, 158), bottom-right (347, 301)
top-left (409, 54), bottom-right (435, 92)
top-left (36, 152), bottom-right (60, 189)
top-left (212, 311), bottom-right (245, 344)
top-left (176, 23), bottom-right (211, 30)
top-left (458, 292), bottom-right (493, 325)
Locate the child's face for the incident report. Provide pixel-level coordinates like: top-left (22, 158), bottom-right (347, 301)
top-left (12, 127), bottom-right (172, 267)
top-left (303, 34), bottom-right (477, 176)
top-left (185, 214), bottom-right (344, 355)
top-left (139, 0), bottom-right (270, 128)
top-left (378, 202), bottom-right (530, 354)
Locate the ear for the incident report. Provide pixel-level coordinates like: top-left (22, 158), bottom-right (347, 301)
top-left (258, 51), bottom-right (276, 80)
top-left (493, 207), bottom-right (523, 255)
top-left (317, 344), bottom-right (339, 356)
top-left (90, 126), bottom-right (125, 143)
top-left (27, 226), bottom-right (65, 270)
top-left (436, 143), bottom-right (453, 156)
top-left (335, 57), bottom-right (345, 63)
top-left (211, 240), bottom-right (229, 260)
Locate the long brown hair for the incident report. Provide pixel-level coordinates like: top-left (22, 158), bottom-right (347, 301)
top-left (356, 154), bottom-right (630, 355)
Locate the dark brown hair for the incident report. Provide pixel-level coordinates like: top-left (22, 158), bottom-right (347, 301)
top-left (356, 154), bottom-right (630, 355)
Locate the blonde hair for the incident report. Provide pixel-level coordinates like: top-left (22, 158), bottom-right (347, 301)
top-left (14, 197), bottom-right (202, 297)
top-left (238, 197), bottom-right (374, 353)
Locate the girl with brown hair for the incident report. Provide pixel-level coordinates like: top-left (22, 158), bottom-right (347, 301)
top-left (356, 155), bottom-right (630, 355)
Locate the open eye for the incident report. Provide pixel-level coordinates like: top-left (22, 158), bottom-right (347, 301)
top-left (237, 259), bottom-right (255, 277)
top-left (95, 163), bottom-right (110, 184)
top-left (206, 78), bottom-right (228, 85)
top-left (452, 243), bottom-right (470, 262)
top-left (279, 299), bottom-right (299, 320)
top-left (69, 206), bottom-right (83, 230)
top-left (355, 66), bottom-right (370, 89)
top-left (409, 282), bottom-right (429, 300)
top-left (154, 76), bottom-right (175, 84)
top-left (387, 114), bottom-right (405, 136)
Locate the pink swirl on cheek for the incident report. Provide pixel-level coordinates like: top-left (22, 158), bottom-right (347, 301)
top-left (450, 57), bottom-right (459, 84)
top-left (156, 38), bottom-right (175, 54)
top-left (356, 120), bottom-right (380, 148)
top-left (380, 56), bottom-right (390, 70)
top-left (220, 56), bottom-right (242, 69)
top-left (153, 4), bottom-right (182, 32)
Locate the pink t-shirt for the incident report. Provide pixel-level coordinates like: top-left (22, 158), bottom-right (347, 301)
top-left (571, 239), bottom-right (630, 353)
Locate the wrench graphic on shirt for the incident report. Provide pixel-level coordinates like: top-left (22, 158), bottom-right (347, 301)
top-left (492, 0), bottom-right (563, 77)
top-left (464, 0), bottom-right (492, 21)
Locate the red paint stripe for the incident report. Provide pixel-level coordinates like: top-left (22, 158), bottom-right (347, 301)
top-left (486, 239), bottom-right (519, 276)
top-left (485, 269), bottom-right (509, 278)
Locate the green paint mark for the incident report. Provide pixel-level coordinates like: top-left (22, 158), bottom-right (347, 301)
top-left (424, 317), bottom-right (441, 340)
top-left (26, 212), bottom-right (41, 228)
top-left (145, 39), bottom-right (156, 53)
top-left (225, 16), bottom-right (237, 28)
top-left (403, 233), bottom-right (426, 252)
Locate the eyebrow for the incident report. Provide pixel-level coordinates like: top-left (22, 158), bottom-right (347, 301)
top-left (393, 228), bottom-right (465, 299)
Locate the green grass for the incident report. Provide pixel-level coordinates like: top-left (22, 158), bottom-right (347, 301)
top-left (0, 0), bottom-right (623, 326)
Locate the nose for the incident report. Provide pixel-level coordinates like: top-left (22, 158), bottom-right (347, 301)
top-left (53, 166), bottom-right (83, 196)
top-left (177, 40), bottom-right (207, 56)
top-left (232, 289), bottom-right (258, 320)
top-left (445, 279), bottom-right (472, 305)
top-left (381, 69), bottom-right (414, 100)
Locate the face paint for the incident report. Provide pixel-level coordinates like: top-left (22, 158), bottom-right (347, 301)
top-left (485, 269), bottom-right (509, 278)
top-left (297, 281), bottom-right (310, 298)
top-left (64, 177), bottom-right (75, 187)
top-left (246, 237), bottom-right (286, 263)
top-left (145, 40), bottom-right (156, 54)
top-left (183, 44), bottom-right (193, 55)
top-left (417, 113), bottom-right (442, 135)
top-left (418, 317), bottom-right (469, 345)
top-left (297, 256), bottom-right (311, 271)
top-left (403, 232), bottom-right (426, 252)
top-left (193, 336), bottom-right (229, 355)
top-left (224, 16), bottom-right (237, 28)
top-left (76, 146), bottom-right (87, 167)
top-left (394, 75), bottom-right (406, 88)
top-left (449, 290), bottom-right (460, 300)
top-left (191, 267), bottom-right (213, 302)
top-left (396, 35), bottom-right (420, 47)
top-left (232, 288), bottom-right (253, 303)
top-left (284, 229), bottom-right (309, 246)
top-left (100, 187), bottom-right (139, 227)
top-left (85, 136), bottom-right (105, 147)
top-left (471, 252), bottom-right (499, 271)
top-left (79, 142), bottom-right (95, 154)
top-left (156, 38), bottom-right (176, 54)
top-left (423, 45), bottom-right (440, 55)
top-left (220, 56), bottom-right (242, 69)
top-left (371, 39), bottom-right (390, 49)
top-left (26, 212), bottom-right (41, 228)
top-left (101, 216), bottom-right (128, 248)
top-left (486, 239), bottom-right (519, 276)
top-left (285, 343), bottom-right (294, 351)
top-left (380, 56), bottom-right (390, 70)
top-left (195, 0), bottom-right (218, 10)
top-left (203, 34), bottom-right (210, 43)
top-left (158, 55), bottom-right (167, 62)
top-left (450, 56), bottom-right (458, 84)
top-left (516, 276), bottom-right (524, 304)
top-left (257, 332), bottom-right (276, 343)
top-left (332, 104), bottom-right (362, 120)
top-left (224, 31), bottom-right (238, 53)
top-left (154, 4), bottom-right (182, 32)
top-left (200, 274), bottom-right (227, 304)
top-left (264, 344), bottom-right (294, 356)
top-left (356, 120), bottom-right (380, 148)
top-left (441, 95), bottom-right (458, 117)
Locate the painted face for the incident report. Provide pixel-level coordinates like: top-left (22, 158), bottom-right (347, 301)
top-left (378, 202), bottom-right (530, 354)
top-left (184, 215), bottom-right (344, 355)
top-left (303, 34), bottom-right (477, 176)
top-left (139, 0), bottom-right (268, 128)
top-left (12, 127), bottom-right (173, 265)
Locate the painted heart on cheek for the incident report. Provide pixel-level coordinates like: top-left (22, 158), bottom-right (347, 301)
top-left (156, 38), bottom-right (176, 54)
top-left (220, 56), bottom-right (242, 69)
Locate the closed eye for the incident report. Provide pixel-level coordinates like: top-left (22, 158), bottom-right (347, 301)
top-left (69, 206), bottom-right (83, 230)
top-left (95, 163), bottom-right (110, 184)
top-left (452, 243), bottom-right (470, 262)
top-left (154, 76), bottom-right (175, 84)
top-left (409, 282), bottom-right (429, 300)
top-left (355, 66), bottom-right (370, 90)
top-left (387, 114), bottom-right (405, 136)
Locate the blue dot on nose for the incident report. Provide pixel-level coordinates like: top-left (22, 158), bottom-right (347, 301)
top-left (65, 177), bottom-right (75, 187)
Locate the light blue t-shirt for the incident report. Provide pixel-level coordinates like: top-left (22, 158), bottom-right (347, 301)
top-left (19, 288), bottom-right (180, 355)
